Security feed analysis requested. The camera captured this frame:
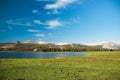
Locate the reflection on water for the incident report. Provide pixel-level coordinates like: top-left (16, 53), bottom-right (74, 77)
top-left (0, 52), bottom-right (87, 58)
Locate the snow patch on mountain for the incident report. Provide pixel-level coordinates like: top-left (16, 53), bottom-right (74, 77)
top-left (102, 42), bottom-right (120, 49)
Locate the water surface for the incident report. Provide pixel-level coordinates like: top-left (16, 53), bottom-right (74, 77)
top-left (0, 52), bottom-right (87, 58)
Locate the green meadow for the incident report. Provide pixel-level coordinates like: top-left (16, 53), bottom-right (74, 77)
top-left (0, 51), bottom-right (120, 80)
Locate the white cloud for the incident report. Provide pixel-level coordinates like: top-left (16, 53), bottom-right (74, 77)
top-left (34, 20), bottom-right (44, 25)
top-left (32, 9), bottom-right (40, 14)
top-left (33, 19), bottom-right (63, 29)
top-left (27, 29), bottom-right (41, 32)
top-left (6, 20), bottom-right (33, 26)
top-left (45, 20), bottom-right (62, 29)
top-left (45, 0), bottom-right (76, 14)
top-left (34, 33), bottom-right (45, 37)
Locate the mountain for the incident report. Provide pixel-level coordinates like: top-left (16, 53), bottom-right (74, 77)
top-left (0, 42), bottom-right (108, 52)
top-left (87, 42), bottom-right (120, 49)
top-left (0, 41), bottom-right (120, 52)
top-left (23, 40), bottom-right (50, 44)
top-left (55, 42), bottom-right (70, 45)
top-left (102, 42), bottom-right (120, 49)
top-left (23, 40), bottom-right (38, 44)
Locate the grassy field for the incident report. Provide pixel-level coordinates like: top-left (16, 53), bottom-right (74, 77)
top-left (0, 51), bottom-right (120, 80)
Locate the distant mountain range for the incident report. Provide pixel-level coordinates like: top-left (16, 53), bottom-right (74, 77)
top-left (87, 42), bottom-right (120, 49)
top-left (23, 40), bottom-right (120, 49)
top-left (102, 42), bottom-right (120, 49)
top-left (0, 41), bottom-right (120, 52)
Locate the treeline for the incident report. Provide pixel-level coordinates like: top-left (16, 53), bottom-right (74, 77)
top-left (0, 43), bottom-right (119, 52)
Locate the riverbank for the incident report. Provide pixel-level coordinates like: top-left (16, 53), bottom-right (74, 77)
top-left (0, 51), bottom-right (120, 80)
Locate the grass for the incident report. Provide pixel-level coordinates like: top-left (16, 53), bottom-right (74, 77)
top-left (0, 51), bottom-right (120, 80)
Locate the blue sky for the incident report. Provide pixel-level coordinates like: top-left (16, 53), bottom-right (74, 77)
top-left (0, 0), bottom-right (120, 44)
